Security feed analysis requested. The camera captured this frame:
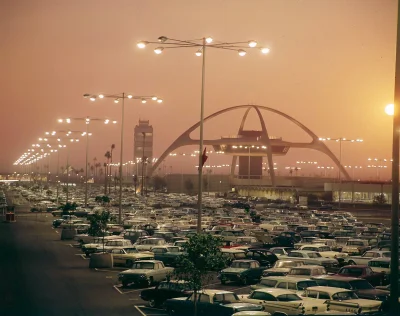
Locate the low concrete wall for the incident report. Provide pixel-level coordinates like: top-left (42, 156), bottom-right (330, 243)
top-left (89, 253), bottom-right (113, 269)
top-left (60, 228), bottom-right (77, 240)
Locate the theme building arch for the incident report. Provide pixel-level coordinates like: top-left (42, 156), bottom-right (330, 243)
top-left (150, 105), bottom-right (350, 185)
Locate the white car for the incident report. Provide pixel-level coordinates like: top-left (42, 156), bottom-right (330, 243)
top-left (300, 286), bottom-right (382, 314)
top-left (299, 244), bottom-right (348, 260)
top-left (135, 237), bottom-right (167, 251)
top-left (241, 288), bottom-right (328, 315)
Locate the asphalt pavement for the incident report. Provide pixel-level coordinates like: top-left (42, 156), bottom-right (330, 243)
top-left (0, 208), bottom-right (141, 316)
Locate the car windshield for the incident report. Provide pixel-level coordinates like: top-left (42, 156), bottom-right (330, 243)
top-left (124, 248), bottom-right (138, 254)
top-left (289, 268), bottom-right (311, 276)
top-left (231, 262), bottom-right (251, 269)
top-left (277, 294), bottom-right (302, 301)
top-left (232, 231), bottom-right (245, 237)
top-left (368, 261), bottom-right (390, 268)
top-left (297, 281), bottom-right (318, 290)
top-left (275, 261), bottom-right (297, 268)
top-left (307, 252), bottom-right (322, 258)
top-left (167, 247), bottom-right (180, 253)
top-left (382, 252), bottom-right (391, 258)
top-left (349, 280), bottom-right (374, 290)
top-left (133, 262), bottom-right (154, 269)
top-left (347, 241), bottom-right (364, 246)
top-left (332, 291), bottom-right (358, 300)
top-left (340, 268), bottom-right (363, 276)
top-left (214, 293), bottom-right (239, 303)
top-left (318, 247), bottom-right (331, 252)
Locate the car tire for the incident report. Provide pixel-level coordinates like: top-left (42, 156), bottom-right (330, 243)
top-left (126, 260), bottom-right (133, 268)
top-left (149, 299), bottom-right (157, 308)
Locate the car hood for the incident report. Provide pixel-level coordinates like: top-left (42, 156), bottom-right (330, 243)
top-left (221, 268), bottom-right (247, 274)
top-left (265, 267), bottom-right (290, 273)
top-left (120, 269), bottom-right (152, 275)
top-left (224, 302), bottom-right (264, 311)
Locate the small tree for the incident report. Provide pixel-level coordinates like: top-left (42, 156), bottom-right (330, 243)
top-left (184, 178), bottom-right (194, 194)
top-left (61, 202), bottom-right (77, 215)
top-left (174, 234), bottom-right (227, 316)
top-left (373, 193), bottom-right (387, 205)
top-left (46, 189), bottom-right (53, 197)
top-left (153, 175), bottom-right (167, 191)
top-left (87, 210), bottom-right (112, 252)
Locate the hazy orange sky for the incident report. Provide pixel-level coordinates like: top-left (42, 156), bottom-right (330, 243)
top-left (1, 0), bottom-right (398, 180)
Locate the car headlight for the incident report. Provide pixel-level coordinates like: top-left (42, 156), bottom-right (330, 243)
top-left (140, 274), bottom-right (147, 278)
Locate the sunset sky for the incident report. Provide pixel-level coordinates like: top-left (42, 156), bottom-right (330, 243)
top-left (1, 0), bottom-right (398, 180)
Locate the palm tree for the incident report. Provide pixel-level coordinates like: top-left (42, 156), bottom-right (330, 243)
top-left (104, 152), bottom-right (111, 195)
top-left (95, 162), bottom-right (101, 179)
top-left (93, 157), bottom-right (97, 176)
top-left (110, 144), bottom-right (115, 194)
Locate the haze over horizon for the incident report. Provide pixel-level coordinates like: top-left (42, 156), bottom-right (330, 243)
top-left (1, 0), bottom-right (397, 180)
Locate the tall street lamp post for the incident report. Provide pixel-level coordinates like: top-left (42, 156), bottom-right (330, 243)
top-left (57, 117), bottom-right (117, 207)
top-left (84, 93), bottom-right (162, 224)
top-left (385, 102), bottom-right (400, 311)
top-left (319, 137), bottom-right (363, 209)
top-left (138, 36), bottom-right (270, 233)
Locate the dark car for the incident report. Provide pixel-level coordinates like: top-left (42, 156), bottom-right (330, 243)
top-left (245, 249), bottom-right (278, 267)
top-left (140, 280), bottom-right (192, 308)
top-left (273, 231), bottom-right (301, 247)
top-left (52, 219), bottom-right (64, 228)
top-left (312, 275), bottom-right (390, 310)
top-left (335, 265), bottom-right (387, 286)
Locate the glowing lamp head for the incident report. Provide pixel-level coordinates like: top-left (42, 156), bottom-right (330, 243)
top-left (154, 47), bottom-right (164, 54)
top-left (248, 40), bottom-right (257, 47)
top-left (195, 50), bottom-right (202, 57)
top-left (127, 94), bottom-right (133, 99)
top-left (157, 99), bottom-right (163, 103)
top-left (141, 99), bottom-right (147, 104)
top-left (98, 94), bottom-right (104, 99)
top-left (238, 49), bottom-right (247, 57)
top-left (205, 37), bottom-right (213, 44)
top-left (261, 47), bottom-right (270, 54)
top-left (385, 103), bottom-right (394, 116)
top-left (89, 96), bottom-right (96, 101)
top-left (137, 41), bottom-right (147, 48)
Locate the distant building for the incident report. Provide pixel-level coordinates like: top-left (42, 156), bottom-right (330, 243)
top-left (134, 120), bottom-right (153, 176)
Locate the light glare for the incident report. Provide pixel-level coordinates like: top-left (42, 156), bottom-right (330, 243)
top-left (154, 47), bottom-right (164, 54)
top-left (238, 49), bottom-right (247, 57)
top-left (385, 103), bottom-right (394, 116)
top-left (205, 37), bottom-right (213, 44)
top-left (248, 40), bottom-right (257, 47)
top-left (261, 47), bottom-right (270, 54)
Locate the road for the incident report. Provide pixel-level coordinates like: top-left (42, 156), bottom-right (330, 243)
top-left (0, 208), bottom-right (142, 316)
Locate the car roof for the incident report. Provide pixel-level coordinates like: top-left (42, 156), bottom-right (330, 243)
top-left (340, 265), bottom-right (367, 268)
top-left (232, 260), bottom-right (258, 263)
top-left (312, 275), bottom-right (361, 281)
top-left (305, 286), bottom-right (353, 294)
top-left (261, 276), bottom-right (315, 282)
top-left (199, 289), bottom-right (235, 295)
top-left (253, 288), bottom-right (297, 295)
top-left (221, 248), bottom-right (245, 253)
top-left (134, 260), bottom-right (162, 263)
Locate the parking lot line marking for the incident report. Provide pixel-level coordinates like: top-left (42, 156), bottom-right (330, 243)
top-left (113, 285), bottom-right (124, 294)
top-left (134, 305), bottom-right (147, 316)
top-left (55, 230), bottom-right (59, 234)
top-left (106, 276), bottom-right (113, 279)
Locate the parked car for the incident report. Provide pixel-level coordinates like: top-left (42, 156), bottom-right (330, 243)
top-left (335, 265), bottom-right (387, 286)
top-left (241, 288), bottom-right (327, 315)
top-left (140, 280), bottom-right (192, 308)
top-left (218, 260), bottom-right (266, 285)
top-left (287, 265), bottom-right (327, 278)
top-left (164, 290), bottom-right (263, 316)
top-left (135, 237), bottom-right (167, 251)
top-left (245, 249), bottom-right (278, 267)
top-left (251, 276), bottom-right (318, 293)
top-left (118, 260), bottom-right (174, 287)
top-left (341, 239), bottom-right (370, 255)
top-left (311, 276), bottom-right (390, 303)
top-left (301, 286), bottom-right (382, 314)
top-left (262, 259), bottom-right (305, 277)
top-left (282, 250), bottom-right (339, 272)
top-left (151, 246), bottom-right (184, 267)
top-left (107, 247), bottom-right (154, 268)
top-left (346, 250), bottom-right (391, 265)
